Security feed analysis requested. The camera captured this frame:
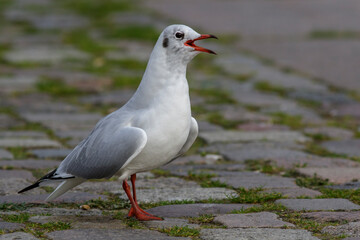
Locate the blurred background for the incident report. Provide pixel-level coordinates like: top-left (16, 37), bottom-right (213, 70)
top-left (1, 0), bottom-right (360, 239)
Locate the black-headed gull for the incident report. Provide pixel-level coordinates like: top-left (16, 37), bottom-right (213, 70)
top-left (19, 24), bottom-right (217, 221)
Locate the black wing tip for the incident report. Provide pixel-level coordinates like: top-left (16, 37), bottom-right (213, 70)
top-left (18, 168), bottom-right (57, 194)
top-left (18, 182), bottom-right (40, 194)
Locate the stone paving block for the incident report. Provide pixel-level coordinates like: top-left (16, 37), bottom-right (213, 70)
top-left (24, 207), bottom-right (103, 216)
top-left (0, 131), bottom-right (47, 138)
top-left (198, 120), bottom-right (224, 132)
top-left (0, 149), bottom-right (13, 159)
top-left (322, 222), bottom-right (360, 238)
top-left (171, 154), bottom-right (223, 165)
top-left (29, 215), bottom-right (127, 229)
top-left (0, 138), bottom-right (61, 148)
top-left (302, 211), bottom-right (360, 222)
top-left (11, 94), bottom-right (80, 114)
top-left (261, 103), bottom-right (324, 125)
top-left (0, 178), bottom-right (45, 195)
top-left (47, 229), bottom-right (190, 240)
top-left (0, 232), bottom-right (40, 240)
top-left (213, 171), bottom-right (298, 189)
top-left (330, 103), bottom-right (360, 118)
top-left (237, 122), bottom-right (289, 132)
top-left (200, 228), bottom-right (320, 240)
top-left (75, 177), bottom-right (199, 194)
top-left (327, 182), bottom-right (360, 190)
top-left (289, 90), bottom-right (354, 106)
top-left (321, 139), bottom-right (360, 158)
top-left (29, 149), bottom-right (71, 159)
top-left (147, 204), bottom-right (256, 218)
top-left (0, 159), bottom-right (61, 169)
top-left (0, 221), bottom-right (25, 232)
top-left (78, 89), bottom-right (134, 106)
top-left (253, 66), bottom-right (327, 92)
top-left (31, 13), bottom-right (90, 30)
top-left (22, 113), bottom-right (102, 124)
top-left (298, 167), bottom-right (360, 184)
top-left (143, 218), bottom-right (200, 229)
top-left (261, 187), bottom-right (322, 198)
top-left (0, 170), bottom-right (35, 181)
top-left (0, 114), bottom-right (24, 128)
top-left (54, 130), bottom-right (91, 139)
top-left (117, 187), bottom-right (236, 203)
top-left (199, 130), bottom-right (309, 144)
top-left (4, 46), bottom-right (90, 63)
top-left (241, 40), bottom-right (360, 93)
top-left (303, 127), bottom-right (354, 140)
top-left (209, 105), bottom-right (272, 123)
top-left (214, 212), bottom-right (294, 228)
top-left (0, 192), bottom-right (107, 204)
top-left (211, 143), bottom-right (358, 168)
top-left (275, 199), bottom-right (360, 211)
top-left (110, 11), bottom-right (165, 29)
top-left (161, 163), bottom-right (245, 176)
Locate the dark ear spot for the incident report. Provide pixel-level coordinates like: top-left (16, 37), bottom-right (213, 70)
top-left (162, 37), bottom-right (169, 48)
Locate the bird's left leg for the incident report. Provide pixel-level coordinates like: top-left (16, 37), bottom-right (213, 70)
top-left (123, 175), bottom-right (162, 221)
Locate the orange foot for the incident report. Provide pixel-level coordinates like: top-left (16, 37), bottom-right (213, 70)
top-left (127, 207), bottom-right (163, 221)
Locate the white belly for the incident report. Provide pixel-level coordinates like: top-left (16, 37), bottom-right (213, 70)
top-left (119, 99), bottom-right (191, 177)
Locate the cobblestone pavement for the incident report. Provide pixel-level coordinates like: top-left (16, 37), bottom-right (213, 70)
top-left (1, 1), bottom-right (360, 240)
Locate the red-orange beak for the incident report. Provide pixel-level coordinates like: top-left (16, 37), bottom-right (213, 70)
top-left (184, 34), bottom-right (218, 54)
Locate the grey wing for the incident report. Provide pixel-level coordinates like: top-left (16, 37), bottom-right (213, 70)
top-left (57, 126), bottom-right (147, 179)
top-left (172, 117), bottom-right (198, 160)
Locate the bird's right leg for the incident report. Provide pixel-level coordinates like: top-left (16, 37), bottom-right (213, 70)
top-left (122, 179), bottom-right (162, 221)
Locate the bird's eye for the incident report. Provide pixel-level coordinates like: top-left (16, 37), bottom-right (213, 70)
top-left (175, 31), bottom-right (184, 40)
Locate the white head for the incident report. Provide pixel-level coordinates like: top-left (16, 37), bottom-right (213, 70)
top-left (156, 24), bottom-right (217, 67)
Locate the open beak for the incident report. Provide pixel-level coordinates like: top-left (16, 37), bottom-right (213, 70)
top-left (184, 34), bottom-right (218, 54)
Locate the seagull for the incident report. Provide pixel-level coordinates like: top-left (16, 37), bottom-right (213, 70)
top-left (19, 24), bottom-right (217, 221)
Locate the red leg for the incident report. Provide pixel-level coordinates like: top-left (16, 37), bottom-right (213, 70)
top-left (123, 178), bottom-right (162, 221)
top-left (128, 174), bottom-right (162, 218)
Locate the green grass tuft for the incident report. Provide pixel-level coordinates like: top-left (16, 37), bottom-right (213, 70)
top-left (186, 171), bottom-right (228, 188)
top-left (7, 146), bottom-right (30, 159)
top-left (62, 30), bottom-right (107, 55)
top-left (255, 81), bottom-right (287, 96)
top-left (1, 213), bottom-right (30, 223)
top-left (188, 214), bottom-right (215, 224)
top-left (106, 25), bottom-right (160, 42)
top-left (245, 159), bottom-right (284, 174)
top-left (63, 0), bottom-right (132, 18)
top-left (36, 77), bottom-right (83, 97)
top-left (228, 187), bottom-right (282, 204)
top-left (193, 88), bottom-right (236, 105)
top-left (271, 112), bottom-right (305, 129)
top-left (160, 226), bottom-right (200, 237)
top-left (206, 112), bottom-right (239, 129)
top-left (231, 202), bottom-right (287, 213)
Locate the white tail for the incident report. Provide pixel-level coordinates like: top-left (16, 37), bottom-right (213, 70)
top-left (45, 178), bottom-right (86, 202)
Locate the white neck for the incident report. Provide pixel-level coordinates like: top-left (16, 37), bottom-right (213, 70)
top-left (126, 35), bottom-right (190, 109)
